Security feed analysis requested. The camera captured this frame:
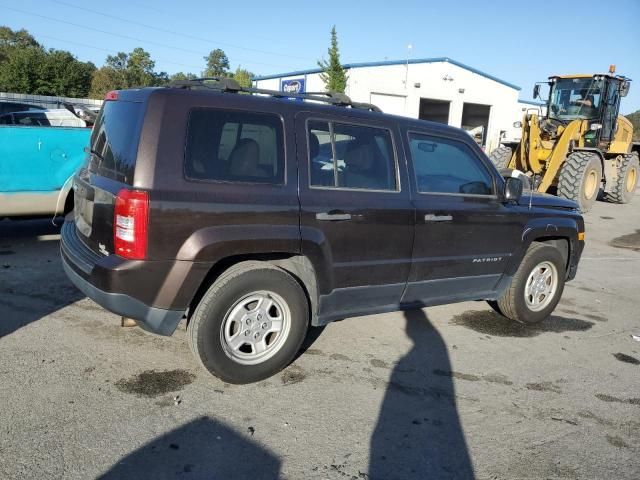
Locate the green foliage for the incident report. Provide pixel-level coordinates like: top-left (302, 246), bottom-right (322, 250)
top-left (204, 49), bottom-right (230, 77)
top-left (317, 26), bottom-right (348, 93)
top-left (0, 27), bottom-right (250, 100)
top-left (231, 66), bottom-right (254, 88)
top-left (90, 48), bottom-right (167, 98)
top-left (0, 29), bottom-right (95, 97)
top-left (626, 110), bottom-right (640, 141)
top-left (170, 72), bottom-right (198, 82)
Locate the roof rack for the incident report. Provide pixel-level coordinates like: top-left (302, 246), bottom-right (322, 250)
top-left (166, 77), bottom-right (382, 113)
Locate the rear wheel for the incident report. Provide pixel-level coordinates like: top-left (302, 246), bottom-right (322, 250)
top-left (489, 146), bottom-right (513, 170)
top-left (494, 243), bottom-right (566, 324)
top-left (188, 261), bottom-right (309, 384)
top-left (557, 151), bottom-right (602, 212)
top-left (606, 152), bottom-right (639, 204)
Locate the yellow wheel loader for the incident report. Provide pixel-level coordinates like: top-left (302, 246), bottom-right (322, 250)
top-left (491, 68), bottom-right (638, 212)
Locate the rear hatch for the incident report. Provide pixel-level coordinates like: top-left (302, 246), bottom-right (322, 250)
top-left (74, 91), bottom-right (146, 257)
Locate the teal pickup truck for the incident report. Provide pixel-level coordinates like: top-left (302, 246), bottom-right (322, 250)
top-left (0, 107), bottom-right (92, 219)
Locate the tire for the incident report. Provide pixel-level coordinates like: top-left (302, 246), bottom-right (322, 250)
top-left (496, 243), bottom-right (566, 324)
top-left (489, 146), bottom-right (513, 170)
top-left (606, 152), bottom-right (639, 204)
top-left (188, 261), bottom-right (309, 384)
top-left (557, 151), bottom-right (602, 212)
top-left (486, 300), bottom-right (503, 316)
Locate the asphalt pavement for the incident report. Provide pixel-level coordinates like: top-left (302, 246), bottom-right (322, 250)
top-left (0, 196), bottom-right (639, 480)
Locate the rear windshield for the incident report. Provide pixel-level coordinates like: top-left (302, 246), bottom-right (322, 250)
top-left (89, 100), bottom-right (144, 184)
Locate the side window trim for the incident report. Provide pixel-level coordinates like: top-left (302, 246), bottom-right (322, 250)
top-left (405, 128), bottom-right (499, 198)
top-left (305, 115), bottom-right (402, 193)
top-left (183, 107), bottom-right (287, 186)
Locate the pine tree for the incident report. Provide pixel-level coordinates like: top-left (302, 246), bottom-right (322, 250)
top-left (317, 26), bottom-right (348, 93)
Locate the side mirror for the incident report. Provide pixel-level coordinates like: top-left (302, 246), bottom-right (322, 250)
top-left (620, 81), bottom-right (630, 97)
top-left (504, 177), bottom-right (523, 202)
top-left (533, 84), bottom-right (540, 99)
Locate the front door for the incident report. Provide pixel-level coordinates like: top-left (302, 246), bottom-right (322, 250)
top-left (401, 129), bottom-right (524, 305)
top-left (600, 79), bottom-right (621, 145)
top-left (295, 112), bottom-right (414, 320)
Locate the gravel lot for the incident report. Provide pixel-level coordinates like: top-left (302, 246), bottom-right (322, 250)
top-left (1, 197), bottom-right (639, 480)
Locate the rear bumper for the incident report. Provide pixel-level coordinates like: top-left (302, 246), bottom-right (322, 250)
top-left (60, 221), bottom-right (186, 335)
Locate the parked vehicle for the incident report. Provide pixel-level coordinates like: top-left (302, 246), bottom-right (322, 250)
top-left (0, 100), bottom-right (42, 116)
top-left (0, 108), bottom-right (90, 218)
top-left (0, 108), bottom-right (88, 127)
top-left (60, 79), bottom-right (585, 384)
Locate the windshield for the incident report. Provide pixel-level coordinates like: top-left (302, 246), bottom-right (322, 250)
top-left (549, 77), bottom-right (603, 121)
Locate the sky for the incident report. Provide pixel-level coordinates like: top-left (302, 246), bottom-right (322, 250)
top-left (2, 0), bottom-right (639, 112)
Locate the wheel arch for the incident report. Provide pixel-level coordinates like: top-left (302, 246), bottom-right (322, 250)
top-left (186, 253), bottom-right (321, 327)
top-left (531, 236), bottom-right (570, 273)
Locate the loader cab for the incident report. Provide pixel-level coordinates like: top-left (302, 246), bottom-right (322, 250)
top-left (535, 74), bottom-right (631, 148)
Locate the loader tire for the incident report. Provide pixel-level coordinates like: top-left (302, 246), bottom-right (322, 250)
top-left (606, 152), bottom-right (639, 204)
top-left (489, 146), bottom-right (513, 170)
top-left (557, 151), bottom-right (602, 212)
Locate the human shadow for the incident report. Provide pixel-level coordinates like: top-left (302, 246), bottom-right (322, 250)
top-left (0, 218), bottom-right (84, 337)
top-left (369, 309), bottom-right (474, 479)
top-left (98, 416), bottom-right (281, 480)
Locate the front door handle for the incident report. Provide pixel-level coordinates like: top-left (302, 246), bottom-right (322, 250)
top-left (424, 214), bottom-right (453, 222)
top-left (316, 211), bottom-right (352, 221)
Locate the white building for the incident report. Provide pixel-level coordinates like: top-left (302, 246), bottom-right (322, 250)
top-left (254, 57), bottom-right (534, 153)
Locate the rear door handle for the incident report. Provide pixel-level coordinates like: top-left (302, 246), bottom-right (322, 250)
top-left (424, 214), bottom-right (452, 222)
top-left (316, 211), bottom-right (352, 221)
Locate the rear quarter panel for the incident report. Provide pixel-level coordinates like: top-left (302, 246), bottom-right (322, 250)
top-left (0, 125), bottom-right (89, 217)
top-left (0, 126), bottom-right (89, 193)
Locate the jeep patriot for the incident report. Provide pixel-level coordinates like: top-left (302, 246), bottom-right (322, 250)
top-left (61, 79), bottom-right (585, 383)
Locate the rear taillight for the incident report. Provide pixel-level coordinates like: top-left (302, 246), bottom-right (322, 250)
top-left (114, 189), bottom-right (149, 260)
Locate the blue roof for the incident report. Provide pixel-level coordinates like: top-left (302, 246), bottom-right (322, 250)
top-left (252, 57), bottom-right (521, 91)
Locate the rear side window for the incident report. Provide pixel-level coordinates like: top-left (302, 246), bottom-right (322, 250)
top-left (308, 120), bottom-right (397, 191)
top-left (408, 133), bottom-right (494, 195)
top-left (185, 108), bottom-right (284, 184)
top-left (90, 101), bottom-right (144, 184)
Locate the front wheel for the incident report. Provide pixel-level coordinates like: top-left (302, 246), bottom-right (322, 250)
top-left (494, 243), bottom-right (566, 324)
top-left (557, 151), bottom-right (602, 212)
top-left (188, 261), bottom-right (309, 384)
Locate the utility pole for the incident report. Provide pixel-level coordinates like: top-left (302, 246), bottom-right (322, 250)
top-left (405, 43), bottom-right (413, 89)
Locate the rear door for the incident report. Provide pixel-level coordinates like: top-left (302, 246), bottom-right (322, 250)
top-left (401, 128), bottom-right (524, 304)
top-left (295, 112), bottom-right (414, 318)
top-left (74, 94), bottom-right (146, 255)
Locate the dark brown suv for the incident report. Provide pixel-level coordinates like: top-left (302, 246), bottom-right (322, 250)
top-left (61, 79), bottom-right (585, 383)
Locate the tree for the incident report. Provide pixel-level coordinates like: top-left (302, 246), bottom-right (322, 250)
top-left (0, 41), bottom-right (94, 97)
top-left (0, 46), bottom-right (45, 93)
top-left (0, 26), bottom-right (40, 63)
top-left (38, 50), bottom-right (95, 97)
top-left (203, 49), bottom-right (229, 77)
top-left (626, 110), bottom-right (640, 141)
top-left (170, 72), bottom-right (198, 82)
top-left (317, 26), bottom-right (348, 93)
top-left (89, 67), bottom-right (124, 98)
top-left (232, 66), bottom-right (254, 88)
top-left (90, 48), bottom-right (166, 97)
